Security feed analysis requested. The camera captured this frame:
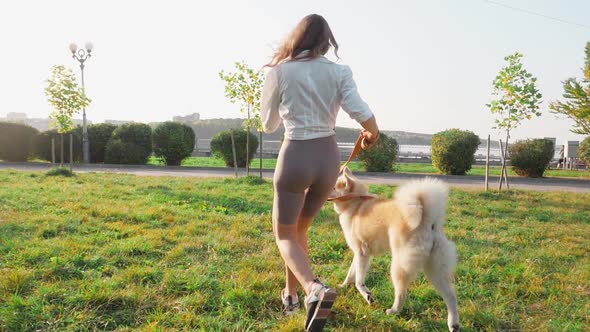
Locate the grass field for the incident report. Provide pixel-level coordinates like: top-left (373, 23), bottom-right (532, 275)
top-left (0, 170), bottom-right (589, 331)
top-left (147, 156), bottom-right (590, 179)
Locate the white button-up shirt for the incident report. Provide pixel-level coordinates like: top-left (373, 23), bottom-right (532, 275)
top-left (261, 53), bottom-right (373, 140)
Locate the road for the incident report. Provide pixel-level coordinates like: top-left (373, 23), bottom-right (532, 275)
top-left (1, 162), bottom-right (589, 193)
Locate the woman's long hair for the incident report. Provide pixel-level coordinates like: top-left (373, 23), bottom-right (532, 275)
top-left (265, 14), bottom-right (339, 67)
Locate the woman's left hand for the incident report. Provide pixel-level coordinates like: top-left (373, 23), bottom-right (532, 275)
top-left (360, 129), bottom-right (379, 149)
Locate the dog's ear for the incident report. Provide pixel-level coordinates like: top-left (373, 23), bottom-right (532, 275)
top-left (343, 172), bottom-right (355, 192)
top-left (343, 167), bottom-right (353, 176)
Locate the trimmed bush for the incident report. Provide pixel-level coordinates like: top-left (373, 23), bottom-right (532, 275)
top-left (578, 136), bottom-right (590, 163)
top-left (45, 166), bottom-right (74, 177)
top-left (31, 129), bottom-right (83, 162)
top-left (153, 122), bottom-right (196, 166)
top-left (105, 123), bottom-right (152, 164)
top-left (509, 139), bottom-right (555, 177)
top-left (357, 134), bottom-right (399, 172)
top-left (88, 123), bottom-right (118, 163)
top-left (431, 129), bottom-right (480, 175)
top-left (210, 129), bottom-right (258, 167)
top-left (0, 122), bottom-right (39, 161)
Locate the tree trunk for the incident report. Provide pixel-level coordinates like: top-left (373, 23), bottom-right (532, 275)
top-left (259, 131), bottom-right (263, 179)
top-left (504, 131), bottom-right (510, 190)
top-left (246, 105), bottom-right (250, 176)
top-left (230, 129), bottom-right (238, 178)
top-left (498, 131), bottom-right (510, 191)
top-left (69, 133), bottom-right (73, 172)
top-left (498, 139), bottom-right (505, 190)
top-left (60, 134), bottom-right (64, 167)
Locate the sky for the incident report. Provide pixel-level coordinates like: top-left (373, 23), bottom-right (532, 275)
top-left (0, 0), bottom-right (589, 144)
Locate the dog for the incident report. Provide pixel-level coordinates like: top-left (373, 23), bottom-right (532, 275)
top-left (330, 168), bottom-right (460, 332)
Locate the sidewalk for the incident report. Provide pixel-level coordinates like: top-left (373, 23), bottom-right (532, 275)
top-left (1, 161), bottom-right (589, 193)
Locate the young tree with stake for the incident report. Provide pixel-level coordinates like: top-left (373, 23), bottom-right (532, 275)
top-left (219, 61), bottom-right (265, 176)
top-left (486, 52), bottom-right (542, 190)
top-left (44, 65), bottom-right (91, 167)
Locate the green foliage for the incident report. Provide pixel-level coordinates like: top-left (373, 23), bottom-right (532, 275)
top-left (577, 136), bottom-right (590, 163)
top-left (431, 129), bottom-right (480, 175)
top-left (153, 122), bottom-right (196, 166)
top-left (210, 129), bottom-right (258, 167)
top-left (487, 52), bottom-right (543, 135)
top-left (31, 129), bottom-right (83, 162)
top-left (550, 42), bottom-right (590, 135)
top-left (0, 122), bottom-right (39, 161)
top-left (44, 65), bottom-right (91, 134)
top-left (105, 124), bottom-right (152, 164)
top-left (218, 62), bottom-right (265, 129)
top-left (45, 166), bottom-right (74, 177)
top-left (88, 123), bottom-right (118, 163)
top-left (509, 139), bottom-right (555, 178)
top-left (357, 134), bottom-right (399, 172)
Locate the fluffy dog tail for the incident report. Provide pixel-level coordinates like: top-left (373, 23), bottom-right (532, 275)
top-left (395, 178), bottom-right (449, 231)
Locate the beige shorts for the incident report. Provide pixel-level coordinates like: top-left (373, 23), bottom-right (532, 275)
top-left (272, 135), bottom-right (340, 225)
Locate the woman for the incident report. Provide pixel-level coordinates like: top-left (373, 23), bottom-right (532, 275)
top-left (261, 14), bottom-right (380, 332)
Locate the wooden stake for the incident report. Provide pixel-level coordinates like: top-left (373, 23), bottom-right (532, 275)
top-left (259, 131), bottom-right (263, 179)
top-left (69, 133), bottom-right (73, 172)
top-left (498, 139), bottom-right (510, 191)
top-left (485, 135), bottom-right (490, 191)
top-left (498, 139), bottom-right (505, 191)
top-left (504, 134), bottom-right (510, 190)
top-left (51, 138), bottom-right (55, 164)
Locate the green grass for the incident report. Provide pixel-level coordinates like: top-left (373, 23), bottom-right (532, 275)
top-left (147, 155), bottom-right (590, 179)
top-left (0, 170), bottom-right (589, 331)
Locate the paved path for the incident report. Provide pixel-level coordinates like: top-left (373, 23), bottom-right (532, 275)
top-left (1, 162), bottom-right (589, 193)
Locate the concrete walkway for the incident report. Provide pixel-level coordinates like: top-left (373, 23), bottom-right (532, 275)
top-left (1, 162), bottom-right (589, 193)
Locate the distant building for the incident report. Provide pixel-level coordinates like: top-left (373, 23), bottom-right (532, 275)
top-left (104, 119), bottom-right (134, 126)
top-left (6, 112), bottom-right (27, 120)
top-left (173, 113), bottom-right (200, 122)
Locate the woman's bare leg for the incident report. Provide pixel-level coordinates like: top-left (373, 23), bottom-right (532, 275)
top-left (285, 216), bottom-right (314, 296)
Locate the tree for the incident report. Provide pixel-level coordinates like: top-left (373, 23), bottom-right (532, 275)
top-left (219, 61), bottom-right (265, 176)
top-left (486, 52), bottom-right (542, 190)
top-left (550, 42), bottom-right (590, 135)
top-left (44, 65), bottom-right (91, 166)
top-left (579, 136), bottom-right (590, 164)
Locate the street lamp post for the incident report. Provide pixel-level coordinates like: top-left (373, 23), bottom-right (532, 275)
top-left (68, 42), bottom-right (93, 164)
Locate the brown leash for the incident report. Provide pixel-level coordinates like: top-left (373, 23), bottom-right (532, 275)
top-left (328, 133), bottom-right (377, 202)
top-left (339, 133), bottom-right (364, 174)
top-left (326, 193), bottom-right (377, 202)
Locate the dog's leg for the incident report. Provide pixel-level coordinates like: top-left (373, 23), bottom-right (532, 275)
top-left (386, 259), bottom-right (416, 315)
top-left (354, 254), bottom-right (374, 304)
top-left (341, 254), bottom-right (356, 287)
top-left (424, 241), bottom-right (460, 332)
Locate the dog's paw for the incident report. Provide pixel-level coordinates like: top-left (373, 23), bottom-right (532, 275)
top-left (450, 324), bottom-right (460, 332)
top-left (365, 292), bottom-right (374, 305)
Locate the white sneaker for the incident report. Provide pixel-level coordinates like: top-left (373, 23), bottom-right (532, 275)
top-left (280, 289), bottom-right (300, 316)
top-left (304, 279), bottom-right (337, 332)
